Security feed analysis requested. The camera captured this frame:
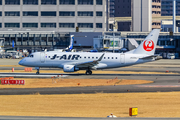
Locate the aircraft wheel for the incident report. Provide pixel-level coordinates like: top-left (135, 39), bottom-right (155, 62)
top-left (85, 70), bottom-right (92, 75)
top-left (89, 71), bottom-right (92, 75)
top-left (36, 72), bottom-right (39, 75)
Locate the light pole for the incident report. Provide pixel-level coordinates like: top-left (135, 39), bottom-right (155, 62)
top-left (173, 0), bottom-right (176, 33)
top-left (113, 21), bottom-right (115, 53)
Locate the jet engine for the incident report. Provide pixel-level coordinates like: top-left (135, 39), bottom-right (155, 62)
top-left (63, 65), bottom-right (79, 72)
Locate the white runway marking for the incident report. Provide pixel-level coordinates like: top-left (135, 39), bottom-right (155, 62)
top-left (137, 85), bottom-right (180, 88)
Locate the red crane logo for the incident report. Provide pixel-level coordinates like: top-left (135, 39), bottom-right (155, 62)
top-left (143, 40), bottom-right (154, 51)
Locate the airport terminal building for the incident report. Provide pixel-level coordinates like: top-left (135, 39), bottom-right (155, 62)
top-left (0, 0), bottom-right (107, 51)
top-left (0, 0), bottom-right (106, 32)
top-left (0, 0), bottom-right (180, 58)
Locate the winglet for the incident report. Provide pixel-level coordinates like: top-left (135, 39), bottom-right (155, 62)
top-left (97, 53), bottom-right (105, 61)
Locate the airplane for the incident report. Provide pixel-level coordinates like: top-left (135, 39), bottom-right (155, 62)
top-left (19, 29), bottom-right (160, 75)
top-left (52, 35), bottom-right (74, 52)
top-left (64, 35), bottom-right (74, 52)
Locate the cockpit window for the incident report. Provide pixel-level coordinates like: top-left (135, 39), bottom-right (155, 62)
top-left (27, 54), bottom-right (34, 57)
top-left (30, 55), bottom-right (34, 57)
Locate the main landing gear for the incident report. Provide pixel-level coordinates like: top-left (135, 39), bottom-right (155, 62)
top-left (85, 69), bottom-right (92, 75)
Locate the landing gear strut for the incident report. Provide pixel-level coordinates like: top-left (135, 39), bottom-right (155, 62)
top-left (85, 69), bottom-right (92, 75)
top-left (36, 69), bottom-right (40, 74)
top-left (35, 67), bottom-right (40, 75)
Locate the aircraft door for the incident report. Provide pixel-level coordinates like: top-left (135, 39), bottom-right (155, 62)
top-left (40, 52), bottom-right (45, 63)
top-left (120, 54), bottom-right (125, 64)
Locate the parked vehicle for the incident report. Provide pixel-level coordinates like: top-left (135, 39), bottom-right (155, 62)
top-left (6, 51), bottom-right (22, 59)
top-left (167, 53), bottom-right (175, 59)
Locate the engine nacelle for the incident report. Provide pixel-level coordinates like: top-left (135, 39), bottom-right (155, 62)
top-left (63, 65), bottom-right (79, 72)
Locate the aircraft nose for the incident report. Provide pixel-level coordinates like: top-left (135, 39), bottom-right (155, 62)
top-left (18, 59), bottom-right (24, 65)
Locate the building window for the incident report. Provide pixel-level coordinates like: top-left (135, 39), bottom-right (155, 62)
top-left (5, 23), bottom-right (20, 28)
top-left (167, 41), bottom-right (172, 45)
top-left (5, 0), bottom-right (20, 5)
top-left (23, 23), bottom-right (38, 28)
top-left (41, 0), bottom-right (56, 5)
top-left (41, 12), bottom-right (56, 16)
top-left (59, 23), bottom-right (74, 28)
top-left (160, 41), bottom-right (165, 46)
top-left (78, 0), bottom-right (93, 5)
top-left (96, 23), bottom-right (102, 28)
top-left (78, 23), bottom-right (93, 28)
top-left (41, 23), bottom-right (56, 28)
top-left (96, 0), bottom-right (102, 5)
top-left (23, 0), bottom-right (38, 5)
top-left (5, 11), bottom-right (20, 16)
top-left (0, 12), bottom-right (2, 16)
top-left (152, 5), bottom-right (156, 8)
top-left (78, 11), bottom-right (93, 16)
top-left (0, 0), bottom-right (2, 5)
top-left (59, 0), bottom-right (75, 5)
top-left (96, 11), bottom-right (102, 16)
top-left (152, 11), bottom-right (156, 14)
top-left (23, 11), bottom-right (38, 16)
top-left (59, 11), bottom-right (75, 16)
top-left (0, 23), bottom-right (1, 28)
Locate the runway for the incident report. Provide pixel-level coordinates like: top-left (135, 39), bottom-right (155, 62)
top-left (0, 59), bottom-right (180, 95)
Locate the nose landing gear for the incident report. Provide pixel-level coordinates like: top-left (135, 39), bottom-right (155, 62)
top-left (36, 69), bottom-right (40, 74)
top-left (35, 67), bottom-right (40, 75)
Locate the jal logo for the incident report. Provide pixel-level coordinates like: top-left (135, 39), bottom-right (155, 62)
top-left (143, 39), bottom-right (154, 51)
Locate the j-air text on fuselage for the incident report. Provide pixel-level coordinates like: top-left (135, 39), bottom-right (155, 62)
top-left (19, 29), bottom-right (160, 75)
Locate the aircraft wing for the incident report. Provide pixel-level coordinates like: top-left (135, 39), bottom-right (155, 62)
top-left (73, 53), bottom-right (105, 68)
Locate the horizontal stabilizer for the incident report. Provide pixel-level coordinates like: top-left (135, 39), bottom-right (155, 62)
top-left (139, 55), bottom-right (157, 59)
top-left (140, 55), bottom-right (162, 60)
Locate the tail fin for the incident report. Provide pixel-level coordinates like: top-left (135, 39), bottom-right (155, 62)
top-left (69, 35), bottom-right (74, 50)
top-left (133, 29), bottom-right (160, 55)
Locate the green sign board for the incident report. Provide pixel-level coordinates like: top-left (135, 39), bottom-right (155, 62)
top-left (110, 41), bottom-right (118, 47)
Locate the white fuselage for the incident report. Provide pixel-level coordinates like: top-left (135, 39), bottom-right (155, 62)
top-left (19, 51), bottom-right (154, 70)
